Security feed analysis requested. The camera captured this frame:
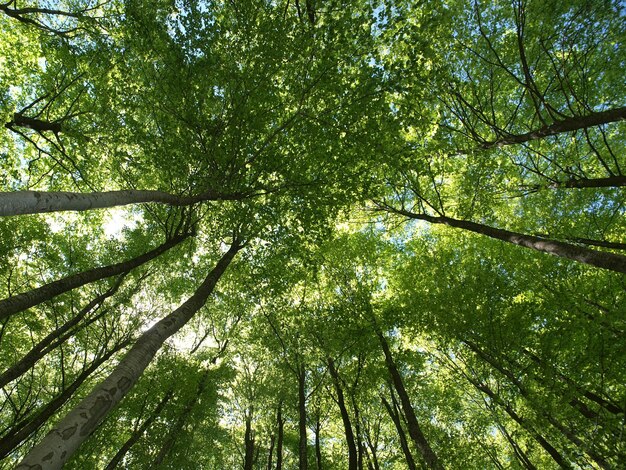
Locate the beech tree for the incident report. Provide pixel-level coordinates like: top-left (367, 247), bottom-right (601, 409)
top-left (1, 0), bottom-right (625, 469)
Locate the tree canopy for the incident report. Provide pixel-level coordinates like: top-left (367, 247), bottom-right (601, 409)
top-left (1, 0), bottom-right (625, 469)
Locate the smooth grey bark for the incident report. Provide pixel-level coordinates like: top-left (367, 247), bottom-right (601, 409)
top-left (327, 357), bottom-right (358, 470)
top-left (0, 275), bottom-right (124, 388)
top-left (480, 106), bottom-right (626, 149)
top-left (0, 233), bottom-right (189, 321)
top-left (381, 206), bottom-right (626, 274)
top-left (0, 340), bottom-right (129, 459)
top-left (104, 389), bottom-right (174, 470)
top-left (0, 188), bottom-right (246, 216)
top-left (374, 324), bottom-right (442, 470)
top-left (15, 242), bottom-right (241, 470)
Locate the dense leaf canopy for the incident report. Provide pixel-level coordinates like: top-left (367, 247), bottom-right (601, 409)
top-left (0, 0), bottom-right (625, 469)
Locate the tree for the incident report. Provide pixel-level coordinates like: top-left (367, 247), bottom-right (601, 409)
top-left (1, 0), bottom-right (625, 468)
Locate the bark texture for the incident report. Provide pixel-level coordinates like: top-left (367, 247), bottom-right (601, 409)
top-left (0, 340), bottom-right (128, 459)
top-left (15, 242), bottom-right (240, 470)
top-left (0, 188), bottom-right (245, 216)
top-left (0, 233), bottom-right (189, 321)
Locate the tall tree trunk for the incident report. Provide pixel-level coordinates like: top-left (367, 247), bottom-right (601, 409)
top-left (383, 206), bottom-right (626, 274)
top-left (244, 414), bottom-right (255, 470)
top-left (0, 275), bottom-right (124, 388)
top-left (276, 402), bottom-right (284, 470)
top-left (15, 242), bottom-right (241, 470)
top-left (314, 413), bottom-right (322, 470)
top-left (381, 394), bottom-right (416, 470)
top-left (0, 189), bottom-right (245, 216)
top-left (267, 434), bottom-right (275, 470)
top-left (480, 106), bottom-right (626, 149)
top-left (104, 389), bottom-right (174, 470)
top-left (0, 340), bottom-right (129, 459)
top-left (374, 324), bottom-right (442, 470)
top-left (0, 233), bottom-right (190, 321)
top-left (327, 357), bottom-right (358, 470)
top-left (298, 366), bottom-right (308, 470)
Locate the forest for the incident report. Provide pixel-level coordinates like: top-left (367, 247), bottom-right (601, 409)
top-left (0, 0), bottom-right (625, 468)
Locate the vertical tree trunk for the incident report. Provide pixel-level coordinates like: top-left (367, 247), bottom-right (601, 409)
top-left (385, 208), bottom-right (626, 274)
top-left (314, 413), bottom-right (322, 470)
top-left (0, 275), bottom-right (124, 388)
top-left (327, 357), bottom-right (358, 470)
top-left (374, 325), bottom-right (442, 470)
top-left (276, 403), bottom-right (284, 470)
top-left (104, 389), bottom-right (174, 470)
top-left (15, 242), bottom-right (241, 470)
top-left (381, 393), bottom-right (417, 470)
top-left (0, 339), bottom-right (129, 459)
top-left (0, 233), bottom-right (190, 320)
top-left (244, 414), bottom-right (255, 470)
top-left (298, 366), bottom-right (308, 470)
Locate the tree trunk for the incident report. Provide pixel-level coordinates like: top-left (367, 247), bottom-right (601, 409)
top-left (374, 325), bottom-right (442, 469)
top-left (298, 367), bottom-right (308, 470)
top-left (314, 413), bottom-right (322, 470)
top-left (480, 106), bottom-right (626, 149)
top-left (381, 394), bottom-right (416, 470)
top-left (0, 275), bottom-right (124, 388)
top-left (276, 403), bottom-right (284, 470)
top-left (15, 242), bottom-right (241, 470)
top-left (0, 233), bottom-right (189, 321)
top-left (104, 389), bottom-right (174, 470)
top-left (6, 113), bottom-right (63, 134)
top-left (0, 189), bottom-right (245, 216)
top-left (327, 357), bottom-right (358, 470)
top-left (386, 207), bottom-right (626, 274)
top-left (0, 340), bottom-right (129, 459)
top-left (244, 414), bottom-right (255, 470)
